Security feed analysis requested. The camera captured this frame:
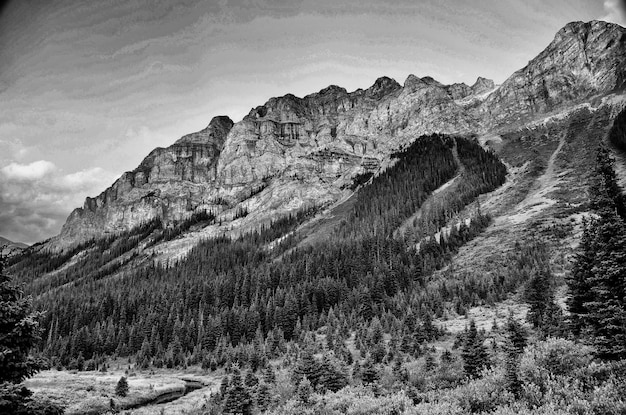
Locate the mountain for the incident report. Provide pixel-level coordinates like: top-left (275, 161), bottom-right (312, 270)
top-left (0, 236), bottom-right (28, 257)
top-left (50, 20), bottom-right (626, 256)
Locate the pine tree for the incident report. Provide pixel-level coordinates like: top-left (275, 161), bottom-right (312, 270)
top-left (424, 352), bottom-right (437, 371)
top-left (360, 359), bottom-right (379, 385)
top-left (223, 369), bottom-right (252, 415)
top-left (115, 376), bottom-right (129, 397)
top-left (505, 314), bottom-right (527, 355)
top-left (0, 258), bottom-right (63, 415)
top-left (297, 376), bottom-right (313, 405)
top-left (0, 261), bottom-right (42, 383)
top-left (244, 372), bottom-right (259, 389)
top-left (525, 268), bottom-right (553, 329)
top-left (567, 146), bottom-right (626, 360)
top-left (318, 354), bottom-right (347, 392)
top-left (256, 382), bottom-right (272, 412)
top-left (503, 315), bottom-right (527, 397)
top-left (567, 218), bottom-right (595, 336)
top-left (292, 348), bottom-right (321, 388)
top-left (461, 320), bottom-right (489, 378)
top-left (262, 364), bottom-right (276, 384)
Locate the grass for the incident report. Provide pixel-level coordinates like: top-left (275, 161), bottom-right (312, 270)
top-left (25, 364), bottom-right (220, 415)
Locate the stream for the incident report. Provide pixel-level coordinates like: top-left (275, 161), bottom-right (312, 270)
top-left (124, 379), bottom-right (206, 411)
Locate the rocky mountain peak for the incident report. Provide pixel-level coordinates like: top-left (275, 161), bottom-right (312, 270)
top-left (471, 77), bottom-right (495, 95)
top-left (175, 115), bottom-right (234, 145)
top-left (366, 76), bottom-right (401, 99)
top-left (403, 74), bottom-right (427, 90)
top-left (484, 20), bottom-right (626, 124)
top-left (421, 76), bottom-right (444, 87)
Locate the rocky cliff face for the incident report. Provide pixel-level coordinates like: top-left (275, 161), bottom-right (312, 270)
top-left (56, 20), bottom-right (626, 247)
top-left (60, 116), bottom-right (233, 241)
top-left (484, 20), bottom-right (626, 125)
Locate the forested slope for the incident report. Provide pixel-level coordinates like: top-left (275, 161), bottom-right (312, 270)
top-left (9, 134), bottom-right (507, 369)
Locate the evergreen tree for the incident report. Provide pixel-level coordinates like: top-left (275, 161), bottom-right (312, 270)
top-left (223, 369), bottom-right (252, 415)
top-left (0, 258), bottom-right (63, 415)
top-left (115, 376), bottom-right (129, 397)
top-left (524, 268), bottom-right (553, 329)
top-left (568, 146), bottom-right (626, 360)
top-left (244, 372), bottom-right (259, 389)
top-left (461, 320), bottom-right (489, 378)
top-left (360, 359), bottom-right (379, 385)
top-left (505, 314), bottom-right (527, 355)
top-left (256, 382), bottom-right (272, 412)
top-left (292, 348), bottom-right (321, 388)
top-left (503, 315), bottom-right (527, 397)
top-left (262, 364), bottom-right (276, 384)
top-left (0, 261), bottom-right (42, 383)
top-left (219, 376), bottom-right (230, 397)
top-left (318, 354), bottom-right (348, 392)
top-left (297, 376), bottom-right (313, 405)
top-left (567, 219), bottom-right (595, 336)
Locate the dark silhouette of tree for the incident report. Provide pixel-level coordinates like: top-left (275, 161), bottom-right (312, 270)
top-left (0, 259), bottom-right (42, 383)
top-left (568, 146), bottom-right (626, 360)
top-left (115, 376), bottom-right (129, 397)
top-left (223, 369), bottom-right (252, 415)
top-left (0, 257), bottom-right (62, 415)
top-left (504, 315), bottom-right (527, 397)
top-left (461, 320), bottom-right (489, 378)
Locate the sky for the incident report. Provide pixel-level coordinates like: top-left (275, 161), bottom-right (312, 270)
top-left (0, 0), bottom-right (624, 245)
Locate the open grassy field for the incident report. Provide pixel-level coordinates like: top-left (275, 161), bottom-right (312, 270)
top-left (25, 365), bottom-right (221, 415)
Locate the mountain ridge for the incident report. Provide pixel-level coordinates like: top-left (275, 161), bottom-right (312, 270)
top-left (51, 20), bottom-right (626, 252)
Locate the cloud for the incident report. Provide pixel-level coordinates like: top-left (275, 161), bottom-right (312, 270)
top-left (602, 0), bottom-right (626, 25)
top-left (0, 160), bottom-right (116, 244)
top-left (1, 160), bottom-right (57, 181)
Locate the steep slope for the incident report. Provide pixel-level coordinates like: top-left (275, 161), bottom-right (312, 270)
top-left (50, 20), bottom-right (626, 253)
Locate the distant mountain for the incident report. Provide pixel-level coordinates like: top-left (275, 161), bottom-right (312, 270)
top-left (1, 236), bottom-right (28, 257)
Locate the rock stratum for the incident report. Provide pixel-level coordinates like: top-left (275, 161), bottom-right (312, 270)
top-left (55, 20), bottom-right (626, 250)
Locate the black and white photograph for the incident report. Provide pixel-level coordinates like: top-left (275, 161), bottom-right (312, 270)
top-left (1, 0), bottom-right (626, 413)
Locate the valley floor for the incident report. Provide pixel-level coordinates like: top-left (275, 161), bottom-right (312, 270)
top-left (25, 366), bottom-right (220, 415)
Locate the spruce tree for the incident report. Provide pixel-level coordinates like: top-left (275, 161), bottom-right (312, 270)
top-left (461, 320), bottom-right (489, 378)
top-left (0, 258), bottom-right (63, 415)
top-left (297, 376), bottom-right (313, 405)
top-left (525, 268), bottom-right (553, 329)
top-left (256, 382), bottom-right (272, 412)
top-left (318, 354), bottom-right (347, 392)
top-left (568, 146), bottom-right (626, 360)
top-left (262, 364), bottom-right (276, 384)
top-left (360, 359), bottom-right (379, 385)
top-left (115, 376), bottom-right (129, 397)
top-left (291, 348), bottom-right (321, 388)
top-left (504, 315), bottom-right (527, 398)
top-left (567, 219), bottom-right (595, 336)
top-left (0, 261), bottom-right (42, 383)
top-left (223, 369), bottom-right (252, 415)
